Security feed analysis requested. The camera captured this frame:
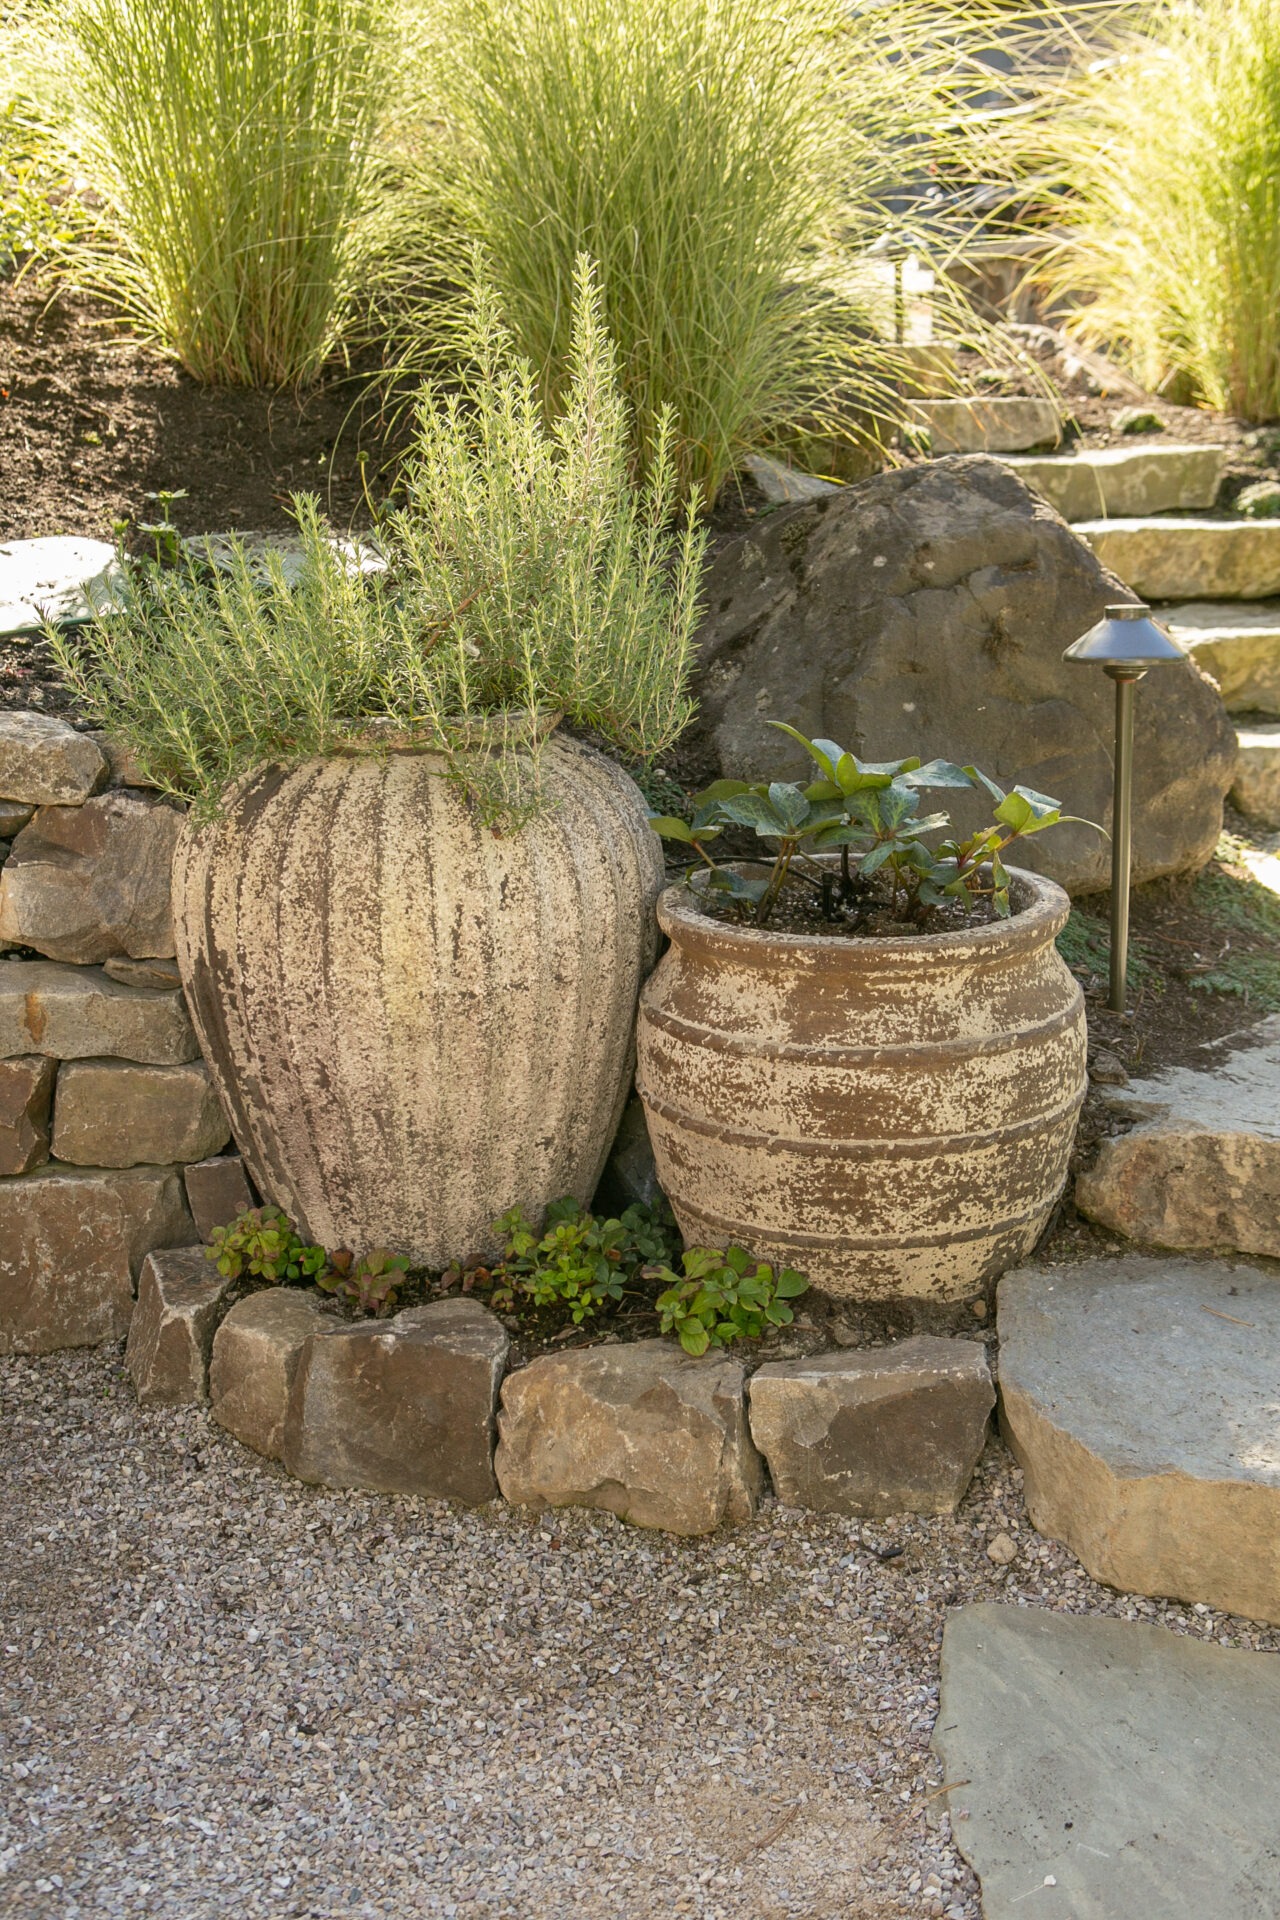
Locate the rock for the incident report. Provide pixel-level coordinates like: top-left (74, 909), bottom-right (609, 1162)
top-left (51, 1058), bottom-right (230, 1168)
top-left (1000, 444), bottom-right (1224, 519)
top-left (1076, 516), bottom-right (1280, 600)
top-left (0, 711), bottom-right (107, 806)
top-left (125, 1245), bottom-right (232, 1406)
top-left (282, 1299), bottom-right (509, 1502)
top-left (1236, 479), bottom-right (1280, 519)
top-left (592, 1093), bottom-right (663, 1213)
top-left (494, 1340), bottom-right (763, 1536)
top-left (1232, 723), bottom-right (1280, 828)
top-left (740, 455), bottom-right (841, 503)
top-left (0, 1162), bottom-right (196, 1355)
top-left (908, 397), bottom-right (1062, 454)
top-left (998, 1254), bottom-right (1280, 1622)
top-left (89, 734), bottom-right (157, 789)
top-left (1165, 600), bottom-right (1280, 713)
top-left (0, 801), bottom-right (33, 838)
top-left (102, 956), bottom-right (183, 991)
top-left (1113, 405), bottom-right (1166, 434)
top-left (209, 1288), bottom-right (333, 1461)
top-left (184, 1154), bottom-right (255, 1239)
top-left (1088, 1047), bottom-right (1128, 1086)
top-left (0, 960), bottom-right (198, 1064)
top-left (985, 1531), bottom-right (1018, 1565)
top-left (0, 790), bottom-right (183, 962)
top-left (747, 1337), bottom-right (993, 1518)
top-left (0, 538), bottom-right (125, 637)
top-left (1075, 1016), bottom-right (1280, 1258)
top-left (934, 1603), bottom-right (1280, 1920)
top-left (688, 458), bottom-right (1236, 893)
top-left (0, 1054), bottom-right (54, 1176)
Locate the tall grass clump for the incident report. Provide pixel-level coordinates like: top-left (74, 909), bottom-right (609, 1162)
top-left (53, 262), bottom-right (705, 823)
top-left (1036, 0), bottom-right (1280, 419)
top-left (402, 0), bottom-right (1001, 505)
top-left (58, 0), bottom-right (393, 385)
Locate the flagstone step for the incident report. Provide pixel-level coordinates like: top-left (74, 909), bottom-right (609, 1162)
top-left (1002, 443), bottom-right (1225, 519)
top-left (1074, 516), bottom-right (1280, 600)
top-left (1074, 1014), bottom-right (1280, 1260)
top-left (1159, 600), bottom-right (1280, 713)
top-left (998, 1253), bottom-right (1280, 1624)
top-left (1233, 722), bottom-right (1280, 827)
top-left (909, 395), bottom-right (1063, 454)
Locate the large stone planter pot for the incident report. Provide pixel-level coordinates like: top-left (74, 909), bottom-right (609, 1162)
top-left (636, 868), bottom-right (1086, 1301)
top-left (172, 736), bottom-right (662, 1266)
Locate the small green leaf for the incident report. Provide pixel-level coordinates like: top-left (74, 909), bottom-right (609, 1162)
top-left (648, 814), bottom-right (695, 843)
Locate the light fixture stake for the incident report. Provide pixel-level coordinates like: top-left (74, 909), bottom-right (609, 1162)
top-left (1062, 603), bottom-right (1188, 1015)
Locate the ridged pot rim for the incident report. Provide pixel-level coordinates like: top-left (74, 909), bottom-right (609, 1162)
top-left (655, 864), bottom-right (1072, 975)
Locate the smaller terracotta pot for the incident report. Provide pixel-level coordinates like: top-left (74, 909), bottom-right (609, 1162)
top-left (635, 868), bottom-right (1086, 1302)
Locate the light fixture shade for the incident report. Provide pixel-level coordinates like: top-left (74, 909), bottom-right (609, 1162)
top-left (1063, 602), bottom-right (1188, 668)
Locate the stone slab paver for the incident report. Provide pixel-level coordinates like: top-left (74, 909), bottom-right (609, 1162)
top-left (1077, 516), bottom-right (1280, 600)
top-left (909, 397), bottom-right (1062, 453)
top-left (1075, 1016), bottom-right (1280, 1257)
top-left (0, 537), bottom-right (126, 636)
top-left (934, 1602), bottom-right (1280, 1919)
top-left (1233, 722), bottom-right (1280, 827)
top-left (1001, 444), bottom-right (1224, 520)
top-left (1163, 599), bottom-right (1280, 712)
top-left (998, 1255), bottom-right (1280, 1623)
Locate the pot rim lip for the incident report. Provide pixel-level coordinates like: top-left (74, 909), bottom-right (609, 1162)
top-left (655, 862), bottom-right (1071, 967)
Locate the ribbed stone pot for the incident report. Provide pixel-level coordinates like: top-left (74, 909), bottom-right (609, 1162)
top-left (636, 869), bottom-right (1086, 1302)
top-left (172, 736), bottom-right (663, 1267)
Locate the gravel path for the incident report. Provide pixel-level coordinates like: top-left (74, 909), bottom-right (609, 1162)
top-left (3, 1348), bottom-right (1277, 1920)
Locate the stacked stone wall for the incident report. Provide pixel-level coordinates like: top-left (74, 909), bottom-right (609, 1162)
top-left (0, 711), bottom-right (249, 1354)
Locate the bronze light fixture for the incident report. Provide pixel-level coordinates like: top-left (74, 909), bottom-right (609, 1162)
top-left (1063, 602), bottom-right (1189, 1013)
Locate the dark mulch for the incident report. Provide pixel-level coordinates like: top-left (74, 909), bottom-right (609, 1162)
top-left (0, 270), bottom-right (395, 546)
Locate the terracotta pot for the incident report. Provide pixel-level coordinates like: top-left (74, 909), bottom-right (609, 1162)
top-left (636, 869), bottom-right (1086, 1301)
top-left (172, 735), bottom-right (662, 1266)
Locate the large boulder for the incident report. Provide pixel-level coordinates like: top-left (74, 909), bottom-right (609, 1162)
top-left (0, 790), bottom-right (183, 962)
top-left (688, 457), bottom-right (1236, 894)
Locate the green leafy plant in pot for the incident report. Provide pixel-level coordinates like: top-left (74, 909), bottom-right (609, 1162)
top-left (55, 261), bottom-right (704, 1268)
top-left (636, 725), bottom-right (1097, 1304)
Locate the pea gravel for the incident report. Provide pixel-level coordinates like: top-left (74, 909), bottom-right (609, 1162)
top-left (4, 1348), bottom-right (1277, 1920)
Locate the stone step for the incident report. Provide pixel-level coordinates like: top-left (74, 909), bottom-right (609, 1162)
top-left (1075, 1014), bottom-right (1280, 1259)
top-left (1160, 600), bottom-right (1280, 713)
top-left (909, 395), bottom-right (1062, 454)
top-left (1074, 516), bottom-right (1280, 600)
top-left (1233, 721), bottom-right (1280, 827)
top-left (998, 1254), bottom-right (1280, 1624)
top-left (1002, 443), bottom-right (1225, 520)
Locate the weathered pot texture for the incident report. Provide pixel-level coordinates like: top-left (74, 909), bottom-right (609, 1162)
top-left (172, 735), bottom-right (663, 1267)
top-left (636, 869), bottom-right (1086, 1301)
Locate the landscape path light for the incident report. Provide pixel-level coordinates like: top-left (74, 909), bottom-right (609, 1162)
top-left (1063, 602), bottom-right (1188, 1014)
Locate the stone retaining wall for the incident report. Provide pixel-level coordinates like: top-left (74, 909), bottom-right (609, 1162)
top-left (0, 710), bottom-right (250, 1354)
